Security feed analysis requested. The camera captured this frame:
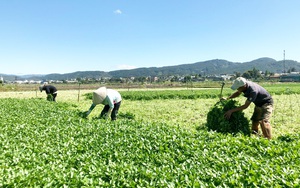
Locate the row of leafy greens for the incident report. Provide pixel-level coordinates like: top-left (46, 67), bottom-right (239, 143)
top-left (0, 98), bottom-right (299, 187)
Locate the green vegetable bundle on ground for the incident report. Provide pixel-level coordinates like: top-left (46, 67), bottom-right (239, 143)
top-left (47, 94), bottom-right (53, 101)
top-left (206, 100), bottom-right (250, 136)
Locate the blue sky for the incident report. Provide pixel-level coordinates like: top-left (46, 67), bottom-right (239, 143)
top-left (1, 0), bottom-right (300, 75)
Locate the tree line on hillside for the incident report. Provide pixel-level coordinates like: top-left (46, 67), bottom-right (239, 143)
top-left (2, 66), bottom-right (298, 85)
top-left (1, 58), bottom-right (299, 82)
top-left (43, 58), bottom-right (300, 81)
top-left (73, 67), bottom-right (284, 85)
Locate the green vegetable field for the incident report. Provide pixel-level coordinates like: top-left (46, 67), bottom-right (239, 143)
top-left (1, 84), bottom-right (300, 187)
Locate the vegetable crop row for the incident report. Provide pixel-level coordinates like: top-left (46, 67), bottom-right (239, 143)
top-left (82, 84), bottom-right (300, 101)
top-left (1, 98), bottom-right (299, 187)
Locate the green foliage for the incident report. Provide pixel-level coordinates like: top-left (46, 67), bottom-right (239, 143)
top-left (206, 100), bottom-right (251, 136)
top-left (118, 112), bottom-right (135, 119)
top-left (242, 68), bottom-right (262, 79)
top-left (84, 89), bottom-right (230, 101)
top-left (1, 98), bottom-right (300, 187)
top-left (83, 84), bottom-right (300, 102)
top-left (261, 83), bottom-right (300, 95)
top-left (46, 94), bottom-right (53, 101)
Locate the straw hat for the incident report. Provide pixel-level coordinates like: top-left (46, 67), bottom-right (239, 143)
top-left (92, 87), bottom-right (107, 104)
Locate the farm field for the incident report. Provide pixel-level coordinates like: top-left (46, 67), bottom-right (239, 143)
top-left (0, 84), bottom-right (300, 187)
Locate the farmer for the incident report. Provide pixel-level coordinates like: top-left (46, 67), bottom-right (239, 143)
top-left (222, 77), bottom-right (274, 139)
top-left (39, 84), bottom-right (58, 102)
top-left (85, 87), bottom-right (122, 121)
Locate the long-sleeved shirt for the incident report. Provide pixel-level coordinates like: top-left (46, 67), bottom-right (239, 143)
top-left (42, 85), bottom-right (57, 94)
top-left (101, 89), bottom-right (122, 109)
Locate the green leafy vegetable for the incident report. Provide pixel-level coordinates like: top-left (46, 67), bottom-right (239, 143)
top-left (206, 100), bottom-right (251, 136)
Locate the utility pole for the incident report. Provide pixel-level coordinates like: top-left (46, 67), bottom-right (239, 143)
top-left (283, 50), bottom-right (286, 74)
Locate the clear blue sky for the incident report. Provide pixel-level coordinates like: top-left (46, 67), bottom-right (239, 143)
top-left (1, 0), bottom-right (300, 75)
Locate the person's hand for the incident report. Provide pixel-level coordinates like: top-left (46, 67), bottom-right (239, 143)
top-left (224, 110), bottom-right (232, 120)
top-left (220, 97), bottom-right (227, 101)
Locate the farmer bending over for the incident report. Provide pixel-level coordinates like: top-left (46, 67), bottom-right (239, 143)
top-left (85, 87), bottom-right (122, 121)
top-left (222, 77), bottom-right (274, 139)
top-left (39, 84), bottom-right (57, 102)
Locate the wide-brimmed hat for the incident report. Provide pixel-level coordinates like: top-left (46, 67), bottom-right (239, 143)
top-left (231, 77), bottom-right (247, 90)
top-left (92, 87), bottom-right (107, 104)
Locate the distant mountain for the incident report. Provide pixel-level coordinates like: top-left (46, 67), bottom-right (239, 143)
top-left (1, 58), bottom-right (300, 81)
top-left (99, 57), bottom-right (299, 78)
top-left (43, 71), bottom-right (110, 81)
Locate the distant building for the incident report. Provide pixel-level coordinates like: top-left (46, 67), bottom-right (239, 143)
top-left (280, 73), bottom-right (300, 82)
top-left (268, 73), bottom-right (281, 81)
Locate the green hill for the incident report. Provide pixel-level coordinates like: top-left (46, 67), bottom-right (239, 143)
top-left (2, 58), bottom-right (300, 81)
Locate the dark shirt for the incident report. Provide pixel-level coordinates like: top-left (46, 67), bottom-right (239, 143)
top-left (42, 85), bottom-right (57, 94)
top-left (243, 81), bottom-right (273, 107)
